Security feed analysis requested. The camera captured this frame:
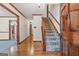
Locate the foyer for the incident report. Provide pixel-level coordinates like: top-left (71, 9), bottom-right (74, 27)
top-left (0, 3), bottom-right (79, 56)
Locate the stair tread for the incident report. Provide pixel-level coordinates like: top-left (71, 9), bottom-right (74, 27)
top-left (44, 18), bottom-right (60, 52)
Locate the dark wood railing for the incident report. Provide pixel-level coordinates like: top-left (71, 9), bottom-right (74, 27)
top-left (48, 11), bottom-right (60, 25)
top-left (41, 17), bottom-right (46, 51)
top-left (48, 11), bottom-right (60, 36)
top-left (48, 11), bottom-right (62, 54)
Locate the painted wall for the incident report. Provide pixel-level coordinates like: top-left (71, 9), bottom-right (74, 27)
top-left (48, 4), bottom-right (60, 33)
top-left (0, 17), bottom-right (17, 40)
top-left (2, 3), bottom-right (29, 42)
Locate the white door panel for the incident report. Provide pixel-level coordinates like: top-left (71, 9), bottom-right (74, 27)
top-left (32, 16), bottom-right (42, 41)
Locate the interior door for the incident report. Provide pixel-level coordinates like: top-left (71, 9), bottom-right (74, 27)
top-left (9, 20), bottom-right (17, 40)
top-left (32, 16), bottom-right (42, 41)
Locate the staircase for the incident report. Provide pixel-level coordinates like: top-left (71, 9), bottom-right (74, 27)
top-left (43, 18), bottom-right (60, 52)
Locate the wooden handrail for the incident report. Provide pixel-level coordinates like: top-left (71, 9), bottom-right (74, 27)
top-left (41, 17), bottom-right (46, 51)
top-left (48, 17), bottom-right (60, 36)
top-left (48, 13), bottom-right (62, 53)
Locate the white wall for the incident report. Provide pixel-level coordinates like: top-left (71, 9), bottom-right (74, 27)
top-left (0, 17), bottom-right (17, 40)
top-left (2, 3), bottom-right (29, 42)
top-left (48, 4), bottom-right (60, 33)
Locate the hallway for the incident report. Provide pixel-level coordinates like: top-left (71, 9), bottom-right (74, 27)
top-left (4, 17), bottom-right (61, 56)
top-left (0, 17), bottom-right (61, 56)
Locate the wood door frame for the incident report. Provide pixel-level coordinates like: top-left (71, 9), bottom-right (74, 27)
top-left (0, 4), bottom-right (20, 44)
top-left (9, 20), bottom-right (17, 40)
top-left (47, 4), bottom-right (49, 17)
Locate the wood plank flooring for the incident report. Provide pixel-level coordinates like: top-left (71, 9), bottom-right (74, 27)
top-left (7, 35), bottom-right (61, 56)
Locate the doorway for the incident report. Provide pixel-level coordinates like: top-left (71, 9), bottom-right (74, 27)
top-left (9, 20), bottom-right (17, 40)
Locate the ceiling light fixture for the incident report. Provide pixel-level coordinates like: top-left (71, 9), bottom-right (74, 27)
top-left (38, 3), bottom-right (40, 8)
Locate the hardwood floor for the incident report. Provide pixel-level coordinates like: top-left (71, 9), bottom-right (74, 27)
top-left (2, 18), bottom-right (62, 56)
top-left (7, 34), bottom-right (61, 56)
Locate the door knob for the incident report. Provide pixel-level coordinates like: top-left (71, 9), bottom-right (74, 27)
top-left (34, 26), bottom-right (37, 28)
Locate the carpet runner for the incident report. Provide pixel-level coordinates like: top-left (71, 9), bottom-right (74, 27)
top-left (44, 18), bottom-right (60, 52)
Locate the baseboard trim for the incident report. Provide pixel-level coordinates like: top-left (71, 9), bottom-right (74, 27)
top-left (18, 36), bottom-right (30, 44)
top-left (33, 41), bottom-right (43, 45)
top-left (33, 41), bottom-right (42, 42)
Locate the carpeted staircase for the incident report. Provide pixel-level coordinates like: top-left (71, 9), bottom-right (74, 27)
top-left (44, 18), bottom-right (60, 52)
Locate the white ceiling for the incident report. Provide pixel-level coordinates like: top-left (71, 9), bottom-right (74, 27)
top-left (13, 3), bottom-right (46, 19)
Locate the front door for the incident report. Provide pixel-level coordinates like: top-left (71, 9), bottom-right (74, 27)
top-left (32, 16), bottom-right (42, 41)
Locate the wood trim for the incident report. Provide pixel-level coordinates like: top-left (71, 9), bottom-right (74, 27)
top-left (9, 20), bottom-right (11, 40)
top-left (0, 16), bottom-right (16, 18)
top-left (9, 3), bottom-right (27, 19)
top-left (32, 14), bottom-right (43, 16)
top-left (62, 34), bottom-right (79, 48)
top-left (61, 5), bottom-right (66, 14)
top-left (41, 25), bottom-right (44, 49)
top-left (70, 9), bottom-right (79, 12)
top-left (0, 3), bottom-right (18, 16)
top-left (48, 17), bottom-right (62, 54)
top-left (0, 31), bottom-right (9, 33)
top-left (48, 11), bottom-right (60, 25)
top-left (68, 3), bottom-right (71, 31)
top-left (47, 4), bottom-right (49, 17)
top-left (60, 4), bottom-right (63, 54)
top-left (33, 41), bottom-right (42, 42)
top-left (19, 36), bottom-right (30, 44)
top-left (41, 17), bottom-right (46, 51)
top-left (49, 17), bottom-right (60, 36)
top-left (30, 23), bottom-right (32, 35)
top-left (0, 3), bottom-right (20, 44)
top-left (16, 16), bottom-right (20, 43)
top-left (61, 35), bottom-right (79, 55)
